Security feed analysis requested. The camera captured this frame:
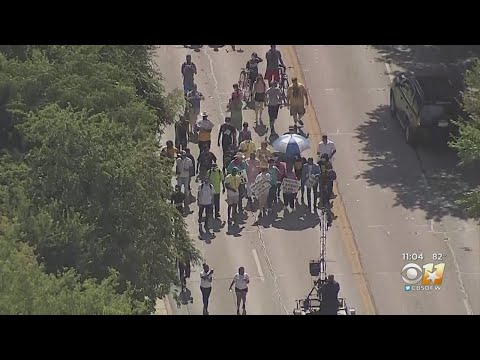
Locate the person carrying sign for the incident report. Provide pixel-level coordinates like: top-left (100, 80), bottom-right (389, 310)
top-left (282, 162), bottom-right (299, 212)
top-left (254, 166), bottom-right (271, 217)
top-left (301, 157), bottom-right (321, 213)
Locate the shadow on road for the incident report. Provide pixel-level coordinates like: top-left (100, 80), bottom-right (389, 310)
top-left (370, 45), bottom-right (480, 86)
top-left (253, 121), bottom-right (269, 137)
top-left (355, 104), bottom-right (480, 222)
top-left (271, 204), bottom-right (320, 231)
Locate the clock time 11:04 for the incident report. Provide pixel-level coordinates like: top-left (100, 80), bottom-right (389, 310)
top-left (402, 253), bottom-right (424, 261)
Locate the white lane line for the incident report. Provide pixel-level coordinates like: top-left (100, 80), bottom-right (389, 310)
top-left (252, 249), bottom-right (265, 282)
top-left (463, 299), bottom-right (473, 315)
top-left (385, 62), bottom-right (395, 83)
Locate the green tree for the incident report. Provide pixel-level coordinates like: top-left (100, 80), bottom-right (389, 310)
top-left (0, 45), bottom-right (198, 313)
top-left (0, 217), bottom-right (147, 315)
top-left (450, 59), bottom-right (480, 219)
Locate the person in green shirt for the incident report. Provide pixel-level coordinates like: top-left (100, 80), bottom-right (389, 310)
top-left (207, 163), bottom-right (225, 219)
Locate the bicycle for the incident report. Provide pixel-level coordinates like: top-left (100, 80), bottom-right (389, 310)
top-left (238, 68), bottom-right (252, 103)
top-left (278, 65), bottom-right (294, 106)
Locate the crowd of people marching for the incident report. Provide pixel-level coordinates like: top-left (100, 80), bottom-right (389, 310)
top-left (161, 46), bottom-right (339, 315)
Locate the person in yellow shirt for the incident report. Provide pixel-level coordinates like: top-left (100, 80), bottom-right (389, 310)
top-left (256, 140), bottom-right (272, 168)
top-left (224, 167), bottom-right (242, 223)
top-left (286, 77), bottom-right (309, 126)
top-left (239, 132), bottom-right (256, 159)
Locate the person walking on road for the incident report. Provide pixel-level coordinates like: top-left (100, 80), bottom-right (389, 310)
top-left (200, 263), bottom-right (213, 315)
top-left (218, 116), bottom-right (237, 154)
top-left (256, 140), bottom-right (272, 169)
top-left (239, 132), bottom-right (256, 159)
top-left (317, 135), bottom-right (336, 162)
top-left (178, 256), bottom-right (191, 291)
top-left (283, 162), bottom-right (298, 212)
top-left (246, 152), bottom-right (261, 208)
top-left (265, 81), bottom-right (282, 133)
top-left (246, 52), bottom-right (263, 94)
top-left (265, 45), bottom-right (285, 84)
top-left (184, 148), bottom-right (195, 195)
top-left (301, 157), bottom-right (320, 213)
top-left (287, 77), bottom-right (309, 127)
top-left (255, 166), bottom-right (271, 217)
top-left (238, 122), bottom-right (252, 144)
top-left (186, 84), bottom-right (205, 134)
top-left (181, 54), bottom-right (197, 94)
top-left (229, 266), bottom-right (250, 315)
top-left (175, 115), bottom-right (189, 151)
top-left (196, 112), bottom-right (214, 151)
top-left (267, 158), bottom-right (280, 209)
top-left (207, 163), bottom-right (224, 219)
top-left (253, 74), bottom-right (267, 123)
top-left (227, 154), bottom-right (247, 212)
top-left (294, 156), bottom-right (307, 203)
top-left (222, 144), bottom-right (237, 177)
top-left (197, 145), bottom-right (217, 182)
top-left (228, 84), bottom-right (244, 130)
top-left (224, 167), bottom-right (242, 224)
top-left (176, 150), bottom-right (193, 202)
top-left (171, 185), bottom-right (186, 215)
top-left (197, 178), bottom-right (214, 234)
top-left (274, 157), bottom-right (286, 201)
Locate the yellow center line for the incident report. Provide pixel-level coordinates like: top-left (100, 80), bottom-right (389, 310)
top-left (283, 45), bottom-right (377, 315)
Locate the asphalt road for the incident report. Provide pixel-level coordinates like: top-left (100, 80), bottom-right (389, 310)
top-left (154, 45), bottom-right (480, 315)
top-left (295, 45), bottom-right (479, 314)
top-left (154, 45), bottom-right (365, 315)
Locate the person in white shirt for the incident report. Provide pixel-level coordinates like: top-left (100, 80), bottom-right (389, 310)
top-left (229, 266), bottom-right (250, 315)
top-left (200, 263), bottom-right (213, 315)
top-left (317, 135), bottom-right (336, 161)
top-left (176, 151), bottom-right (193, 201)
top-left (197, 178), bottom-right (214, 234)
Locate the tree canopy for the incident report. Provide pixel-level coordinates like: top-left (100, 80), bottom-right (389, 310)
top-left (0, 45), bottom-right (198, 314)
top-left (450, 59), bottom-right (480, 220)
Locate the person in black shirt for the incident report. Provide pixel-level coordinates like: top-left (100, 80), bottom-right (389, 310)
top-left (218, 117), bottom-right (237, 154)
top-left (171, 185), bottom-right (186, 214)
top-left (246, 52), bottom-right (263, 93)
top-left (178, 257), bottom-right (191, 291)
top-left (197, 145), bottom-right (217, 182)
top-left (175, 115), bottom-right (189, 151)
top-left (320, 274), bottom-right (340, 315)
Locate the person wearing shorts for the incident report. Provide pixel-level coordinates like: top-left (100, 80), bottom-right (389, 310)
top-left (287, 77), bottom-right (309, 126)
top-left (229, 266), bottom-right (250, 315)
top-left (264, 45), bottom-right (285, 84)
top-left (224, 167), bottom-right (241, 224)
top-left (265, 81), bottom-right (282, 133)
top-left (253, 74), bottom-right (267, 123)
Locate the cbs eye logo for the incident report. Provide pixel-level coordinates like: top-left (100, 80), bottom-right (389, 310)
top-left (401, 263), bottom-right (446, 286)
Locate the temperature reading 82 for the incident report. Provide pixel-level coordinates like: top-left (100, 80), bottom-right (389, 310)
top-left (432, 253), bottom-right (446, 261)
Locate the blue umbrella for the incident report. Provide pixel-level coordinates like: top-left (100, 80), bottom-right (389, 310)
top-left (272, 134), bottom-right (310, 157)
